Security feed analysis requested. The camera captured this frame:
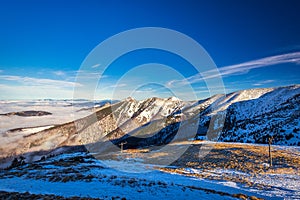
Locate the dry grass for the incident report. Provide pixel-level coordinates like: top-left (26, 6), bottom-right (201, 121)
top-left (168, 142), bottom-right (300, 175)
top-left (120, 141), bottom-right (300, 190)
top-left (123, 148), bottom-right (150, 153)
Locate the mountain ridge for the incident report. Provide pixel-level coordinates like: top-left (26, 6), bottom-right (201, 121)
top-left (0, 84), bottom-right (299, 168)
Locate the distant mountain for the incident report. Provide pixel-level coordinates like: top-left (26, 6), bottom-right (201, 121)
top-left (0, 110), bottom-right (52, 117)
top-left (1, 85), bottom-right (299, 167)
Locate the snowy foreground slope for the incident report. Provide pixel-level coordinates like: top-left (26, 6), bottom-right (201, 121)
top-left (0, 153), bottom-right (249, 200)
top-left (1, 147), bottom-right (299, 200)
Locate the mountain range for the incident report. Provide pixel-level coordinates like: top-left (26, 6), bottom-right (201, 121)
top-left (1, 84), bottom-right (299, 167)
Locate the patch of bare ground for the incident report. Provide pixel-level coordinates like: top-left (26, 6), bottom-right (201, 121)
top-left (174, 142), bottom-right (299, 173)
top-left (182, 185), bottom-right (264, 200)
top-left (154, 141), bottom-right (300, 190)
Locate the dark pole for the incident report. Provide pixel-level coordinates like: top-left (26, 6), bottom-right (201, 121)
top-left (268, 136), bottom-right (273, 167)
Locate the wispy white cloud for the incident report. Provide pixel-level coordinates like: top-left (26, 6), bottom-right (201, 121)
top-left (53, 70), bottom-right (65, 76)
top-left (97, 83), bottom-right (127, 91)
top-left (253, 79), bottom-right (275, 86)
top-left (0, 75), bottom-right (82, 87)
top-left (75, 70), bottom-right (108, 80)
top-left (90, 63), bottom-right (101, 68)
top-left (135, 87), bottom-right (156, 93)
top-left (167, 52), bottom-right (300, 87)
top-left (0, 70), bottom-right (3, 73)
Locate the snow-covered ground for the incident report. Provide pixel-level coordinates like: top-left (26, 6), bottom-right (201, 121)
top-left (180, 167), bottom-right (300, 199)
top-left (0, 152), bottom-right (284, 200)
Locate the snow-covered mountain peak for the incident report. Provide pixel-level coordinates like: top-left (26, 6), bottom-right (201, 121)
top-left (125, 97), bottom-right (136, 102)
top-left (167, 96), bottom-right (181, 102)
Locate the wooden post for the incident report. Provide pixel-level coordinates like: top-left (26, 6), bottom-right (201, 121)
top-left (268, 136), bottom-right (273, 167)
top-left (120, 141), bottom-right (127, 153)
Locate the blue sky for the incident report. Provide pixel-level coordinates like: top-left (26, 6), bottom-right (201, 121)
top-left (0, 0), bottom-right (300, 100)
